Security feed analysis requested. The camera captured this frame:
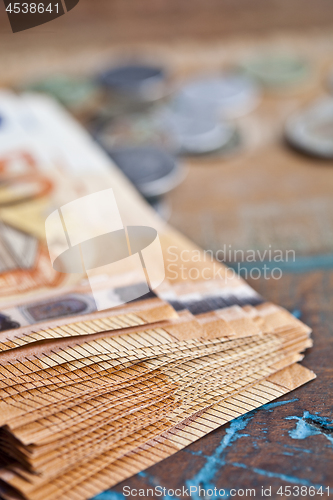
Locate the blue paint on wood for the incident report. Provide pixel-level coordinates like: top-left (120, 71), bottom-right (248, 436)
top-left (184, 448), bottom-right (206, 457)
top-left (138, 471), bottom-right (175, 499)
top-left (185, 412), bottom-right (255, 499)
top-left (185, 398), bottom-right (300, 498)
top-left (92, 399), bottom-right (318, 499)
top-left (282, 443), bottom-right (312, 454)
top-left (91, 492), bottom-right (125, 500)
top-left (291, 309), bottom-right (302, 319)
top-left (228, 253), bottom-right (333, 274)
top-left (260, 398), bottom-right (299, 411)
top-left (286, 411), bottom-right (333, 446)
top-left (230, 462), bottom-right (325, 488)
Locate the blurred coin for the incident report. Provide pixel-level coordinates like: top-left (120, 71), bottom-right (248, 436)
top-left (158, 107), bottom-right (235, 155)
top-left (91, 98), bottom-right (154, 122)
top-left (95, 106), bottom-right (235, 156)
top-left (23, 75), bottom-right (101, 112)
top-left (208, 126), bottom-right (243, 157)
top-left (285, 97), bottom-right (333, 159)
top-left (147, 196), bottom-right (171, 220)
top-left (97, 64), bottom-right (167, 102)
top-left (241, 54), bottom-right (309, 88)
top-left (94, 111), bottom-right (176, 152)
top-left (327, 68), bottom-right (333, 93)
top-left (108, 146), bottom-right (184, 198)
top-left (176, 73), bottom-right (260, 119)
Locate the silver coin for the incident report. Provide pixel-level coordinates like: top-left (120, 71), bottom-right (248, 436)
top-left (285, 97), bottom-right (333, 159)
top-left (98, 64), bottom-right (167, 102)
top-left (94, 110), bottom-right (177, 152)
top-left (176, 73), bottom-right (260, 119)
top-left (95, 97), bottom-right (237, 156)
top-left (94, 105), bottom-right (235, 156)
top-left (241, 53), bottom-right (309, 88)
top-left (108, 146), bottom-right (184, 198)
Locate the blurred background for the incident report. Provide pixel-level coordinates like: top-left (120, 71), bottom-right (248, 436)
top-left (2, 0), bottom-right (333, 38)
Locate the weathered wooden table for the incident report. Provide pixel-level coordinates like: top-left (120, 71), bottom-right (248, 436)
top-left (99, 247), bottom-right (333, 500)
top-left (92, 36), bottom-right (333, 500)
top-left (1, 26), bottom-right (332, 499)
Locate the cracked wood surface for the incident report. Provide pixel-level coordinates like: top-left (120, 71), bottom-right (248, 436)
top-left (104, 269), bottom-right (332, 499)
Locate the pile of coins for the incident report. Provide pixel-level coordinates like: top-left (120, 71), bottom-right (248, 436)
top-left (20, 52), bottom-right (333, 215)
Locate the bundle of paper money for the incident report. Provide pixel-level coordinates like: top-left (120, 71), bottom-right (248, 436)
top-left (0, 91), bottom-right (315, 500)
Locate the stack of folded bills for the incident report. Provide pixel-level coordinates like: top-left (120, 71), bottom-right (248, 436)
top-left (0, 91), bottom-right (315, 500)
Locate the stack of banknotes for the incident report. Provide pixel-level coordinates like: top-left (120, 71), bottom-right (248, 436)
top-left (0, 91), bottom-right (315, 500)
